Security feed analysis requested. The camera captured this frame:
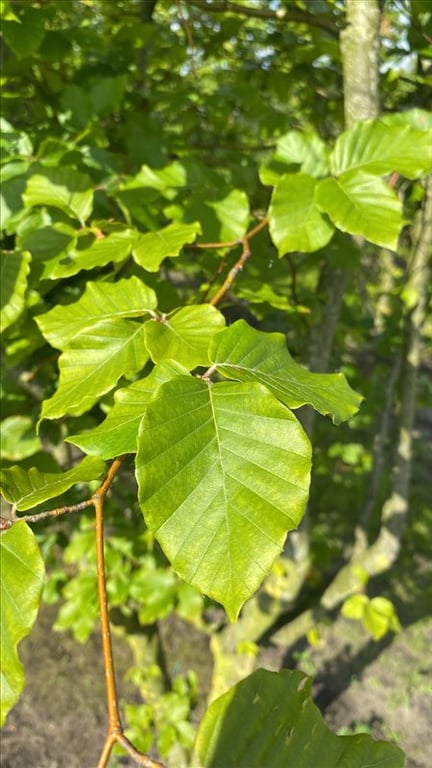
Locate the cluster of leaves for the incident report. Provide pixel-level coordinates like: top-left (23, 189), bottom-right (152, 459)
top-left (1, 0), bottom-right (431, 765)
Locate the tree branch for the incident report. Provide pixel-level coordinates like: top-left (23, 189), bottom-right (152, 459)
top-left (186, 0), bottom-right (339, 37)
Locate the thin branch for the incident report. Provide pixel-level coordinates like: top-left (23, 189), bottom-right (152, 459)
top-left (10, 499), bottom-right (94, 526)
top-left (186, 0), bottom-right (339, 37)
top-left (195, 216), bottom-right (268, 306)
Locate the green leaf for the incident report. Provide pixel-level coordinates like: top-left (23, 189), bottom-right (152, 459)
top-left (0, 250), bottom-right (31, 331)
top-left (194, 669), bottom-right (406, 767)
top-left (132, 222), bottom-right (201, 272)
top-left (207, 189), bottom-right (250, 242)
top-left (136, 377), bottom-right (311, 621)
top-left (210, 320), bottom-right (362, 424)
top-left (0, 416), bottom-right (40, 460)
top-left (269, 173), bottom-right (334, 254)
top-left (0, 456), bottom-right (106, 510)
top-left (18, 223), bottom-right (78, 280)
top-left (260, 130), bottom-right (329, 184)
top-left (23, 167), bottom-right (94, 224)
top-left (67, 361), bottom-right (189, 459)
top-left (331, 120), bottom-right (432, 179)
top-left (144, 305), bottom-right (226, 369)
top-left (36, 276), bottom-right (157, 350)
top-left (1, 7), bottom-right (46, 59)
top-left (40, 319), bottom-right (149, 420)
top-left (1, 523), bottom-right (45, 726)
top-left (315, 171), bottom-right (405, 249)
top-left (42, 229), bottom-right (138, 280)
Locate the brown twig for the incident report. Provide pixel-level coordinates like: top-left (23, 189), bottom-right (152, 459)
top-left (93, 458), bottom-right (164, 767)
top-left (8, 499), bottom-right (94, 526)
top-left (195, 216), bottom-right (268, 306)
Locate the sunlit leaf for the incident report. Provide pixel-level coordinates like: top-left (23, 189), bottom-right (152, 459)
top-left (40, 320), bottom-right (148, 420)
top-left (331, 120), bottom-right (432, 179)
top-left (194, 669), bottom-right (406, 767)
top-left (132, 221), bottom-right (201, 271)
top-left (0, 250), bottom-right (31, 331)
top-left (67, 361), bottom-right (189, 458)
top-left (23, 167), bottom-right (93, 224)
top-left (0, 456), bottom-right (106, 510)
top-left (269, 173), bottom-right (334, 254)
top-left (210, 320), bottom-right (362, 424)
top-left (44, 229), bottom-right (138, 280)
top-left (136, 376), bottom-right (311, 621)
top-left (0, 523), bottom-right (45, 726)
top-left (36, 276), bottom-right (157, 350)
top-left (144, 305), bottom-right (225, 369)
top-left (315, 171), bottom-right (405, 249)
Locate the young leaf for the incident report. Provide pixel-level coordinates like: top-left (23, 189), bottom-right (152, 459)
top-left (194, 668), bottom-right (406, 767)
top-left (0, 249), bottom-right (31, 331)
top-left (36, 276), bottom-right (157, 350)
top-left (40, 320), bottom-right (149, 420)
top-left (210, 320), bottom-right (363, 424)
top-left (1, 523), bottom-right (45, 726)
top-left (269, 173), bottom-right (334, 254)
top-left (136, 377), bottom-right (311, 621)
top-left (23, 167), bottom-right (93, 225)
top-left (67, 361), bottom-right (190, 458)
top-left (0, 456), bottom-right (106, 510)
top-left (330, 120), bottom-right (432, 179)
top-left (132, 221), bottom-right (201, 271)
top-left (315, 170), bottom-right (405, 249)
top-left (144, 305), bottom-right (226, 369)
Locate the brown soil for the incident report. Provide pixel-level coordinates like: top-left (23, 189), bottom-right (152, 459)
top-left (1, 599), bottom-right (431, 768)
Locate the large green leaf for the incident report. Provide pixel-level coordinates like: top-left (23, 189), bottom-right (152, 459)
top-left (43, 229), bottom-right (138, 280)
top-left (269, 173), bottom-right (334, 254)
top-left (315, 171), bottom-right (404, 249)
top-left (40, 319), bottom-right (148, 420)
top-left (0, 250), bottom-right (31, 331)
top-left (210, 320), bottom-right (362, 424)
top-left (132, 221), bottom-right (201, 271)
top-left (23, 167), bottom-right (93, 225)
top-left (0, 456), bottom-right (106, 510)
top-left (331, 120), bottom-right (432, 179)
top-left (136, 377), bottom-right (311, 621)
top-left (1, 523), bottom-right (45, 726)
top-left (194, 669), bottom-right (406, 768)
top-left (36, 276), bottom-right (157, 350)
top-left (67, 361), bottom-right (189, 458)
top-left (144, 305), bottom-right (226, 369)
top-left (18, 223), bottom-right (78, 280)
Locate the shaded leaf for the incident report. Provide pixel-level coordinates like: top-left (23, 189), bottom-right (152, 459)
top-left (1, 523), bottom-right (45, 726)
top-left (194, 669), bottom-right (406, 768)
top-left (315, 171), bottom-right (404, 249)
top-left (210, 320), bottom-right (362, 424)
top-left (133, 222), bottom-right (201, 271)
top-left (136, 377), bottom-right (311, 620)
top-left (331, 120), bottom-right (432, 179)
top-left (0, 456), bottom-right (105, 510)
top-left (36, 276), bottom-right (157, 350)
top-left (67, 361), bottom-right (189, 458)
top-left (40, 319), bottom-right (149, 420)
top-left (269, 173), bottom-right (334, 254)
top-left (144, 305), bottom-right (225, 369)
top-left (23, 167), bottom-right (93, 224)
top-left (0, 250), bottom-right (31, 331)
top-left (0, 416), bottom-right (40, 461)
